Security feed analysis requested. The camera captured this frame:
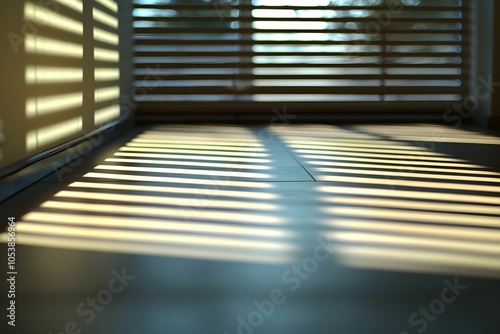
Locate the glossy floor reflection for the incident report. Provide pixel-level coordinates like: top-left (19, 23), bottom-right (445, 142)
top-left (1, 124), bottom-right (499, 334)
top-left (272, 124), bottom-right (500, 278)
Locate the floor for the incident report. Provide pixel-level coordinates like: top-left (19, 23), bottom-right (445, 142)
top-left (1, 123), bottom-right (500, 334)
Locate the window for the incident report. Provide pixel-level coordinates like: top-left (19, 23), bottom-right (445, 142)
top-left (133, 0), bottom-right (469, 114)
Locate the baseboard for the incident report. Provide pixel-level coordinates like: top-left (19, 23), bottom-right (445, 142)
top-left (136, 113), bottom-right (449, 124)
top-left (0, 117), bottom-right (133, 204)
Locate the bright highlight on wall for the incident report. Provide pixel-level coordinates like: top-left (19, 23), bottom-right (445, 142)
top-left (26, 117), bottom-right (83, 151)
top-left (23, 0), bottom-right (84, 153)
top-left (25, 35), bottom-right (83, 58)
top-left (25, 66), bottom-right (83, 84)
top-left (95, 68), bottom-right (120, 81)
top-left (26, 93), bottom-right (83, 118)
top-left (94, 27), bottom-right (119, 45)
top-left (23, 0), bottom-right (121, 153)
top-left (25, 2), bottom-right (83, 34)
top-left (54, 0), bottom-right (83, 13)
top-left (93, 0), bottom-right (120, 126)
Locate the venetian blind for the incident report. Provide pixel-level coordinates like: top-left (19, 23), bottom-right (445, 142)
top-left (133, 0), bottom-right (468, 114)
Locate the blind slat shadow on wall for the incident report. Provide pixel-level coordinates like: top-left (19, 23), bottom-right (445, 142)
top-left (24, 0), bottom-right (120, 155)
top-left (132, 0), bottom-right (469, 114)
top-left (0, 0), bottom-right (123, 170)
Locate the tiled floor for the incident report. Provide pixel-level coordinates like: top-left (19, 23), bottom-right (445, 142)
top-left (1, 123), bottom-right (500, 334)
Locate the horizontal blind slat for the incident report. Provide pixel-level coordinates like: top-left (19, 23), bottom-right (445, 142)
top-left (134, 52), bottom-right (464, 57)
top-left (133, 4), bottom-right (462, 11)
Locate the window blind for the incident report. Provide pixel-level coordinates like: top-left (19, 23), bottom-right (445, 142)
top-left (133, 0), bottom-right (469, 114)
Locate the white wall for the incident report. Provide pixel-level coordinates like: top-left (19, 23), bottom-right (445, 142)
top-left (0, 0), bottom-right (134, 169)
